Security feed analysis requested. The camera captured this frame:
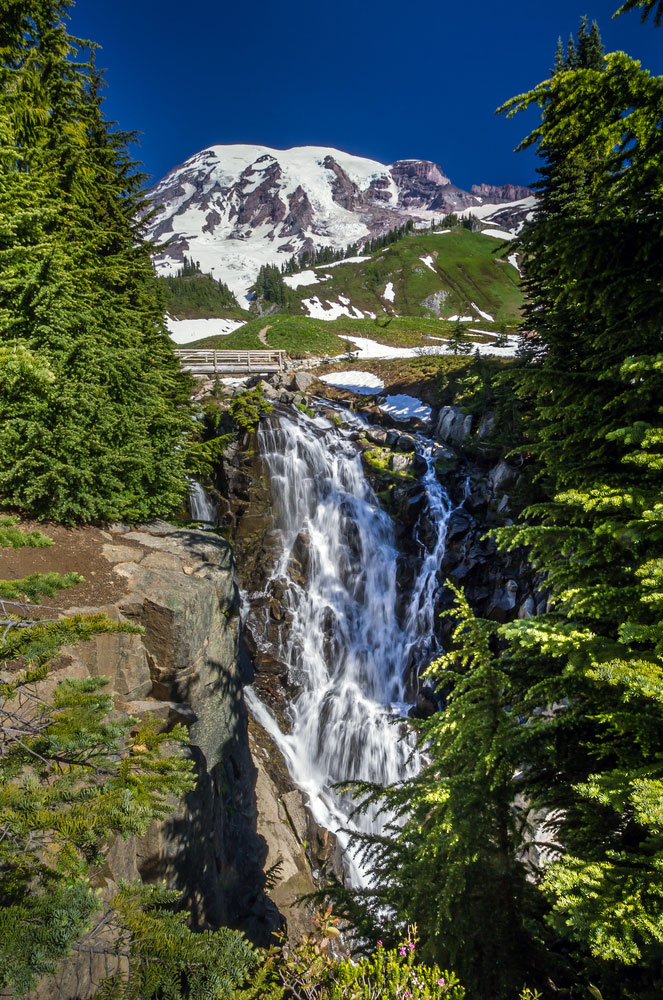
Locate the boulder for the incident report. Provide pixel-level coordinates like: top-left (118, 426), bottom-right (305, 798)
top-left (488, 459), bottom-right (518, 493)
top-left (435, 406), bottom-right (472, 445)
top-left (392, 452), bottom-right (414, 473)
top-left (477, 410), bottom-right (496, 438)
top-left (365, 426), bottom-right (388, 445)
top-left (290, 371), bottom-right (315, 393)
top-left (485, 579), bottom-right (519, 623)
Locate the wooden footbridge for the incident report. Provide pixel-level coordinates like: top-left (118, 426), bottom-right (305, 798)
top-left (174, 349), bottom-right (286, 376)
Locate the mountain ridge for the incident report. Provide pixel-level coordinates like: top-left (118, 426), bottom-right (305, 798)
top-left (145, 144), bottom-right (534, 300)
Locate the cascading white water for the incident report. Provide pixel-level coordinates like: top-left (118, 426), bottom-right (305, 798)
top-left (246, 407), bottom-right (452, 884)
top-left (188, 478), bottom-right (217, 523)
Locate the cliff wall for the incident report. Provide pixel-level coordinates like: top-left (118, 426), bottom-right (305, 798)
top-left (26, 520), bottom-right (277, 1000)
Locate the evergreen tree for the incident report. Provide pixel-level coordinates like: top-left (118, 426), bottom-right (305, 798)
top-left (326, 590), bottom-right (533, 999)
top-left (565, 33), bottom-right (577, 69)
top-left (587, 20), bottom-right (605, 70)
top-left (446, 319), bottom-right (473, 355)
top-left (576, 14), bottom-right (590, 68)
top-left (0, 1), bottom-right (192, 523)
top-left (252, 263), bottom-right (291, 309)
top-left (495, 29), bottom-right (663, 995)
top-left (616, 0), bottom-right (663, 25)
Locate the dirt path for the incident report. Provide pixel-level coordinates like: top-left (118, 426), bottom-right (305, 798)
top-left (257, 324), bottom-right (272, 346)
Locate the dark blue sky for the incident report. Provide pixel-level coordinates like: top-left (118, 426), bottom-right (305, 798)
top-left (69, 0), bottom-right (662, 190)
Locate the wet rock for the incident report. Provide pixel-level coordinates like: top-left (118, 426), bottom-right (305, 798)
top-left (518, 596), bottom-right (536, 619)
top-left (366, 426), bottom-right (388, 445)
top-left (446, 511), bottom-right (474, 541)
top-left (392, 452), bottom-right (414, 473)
top-left (289, 532), bottom-right (311, 580)
top-left (409, 687), bottom-right (438, 719)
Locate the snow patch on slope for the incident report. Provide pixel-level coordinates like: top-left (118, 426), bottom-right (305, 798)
top-left (380, 394), bottom-right (432, 422)
top-left (166, 316), bottom-right (244, 344)
top-left (383, 281), bottom-right (395, 302)
top-left (481, 229), bottom-right (515, 241)
top-left (318, 371), bottom-right (385, 394)
top-left (283, 270), bottom-right (321, 289)
top-left (471, 302), bottom-right (494, 323)
top-left (303, 297), bottom-right (374, 320)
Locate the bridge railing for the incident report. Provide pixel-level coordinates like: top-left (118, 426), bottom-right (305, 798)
top-left (173, 349), bottom-right (286, 373)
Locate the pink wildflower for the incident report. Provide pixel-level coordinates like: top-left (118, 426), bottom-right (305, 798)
top-left (377, 940), bottom-right (383, 947)
top-left (437, 978), bottom-right (446, 986)
top-left (408, 942), bottom-right (415, 950)
top-left (399, 946), bottom-right (407, 955)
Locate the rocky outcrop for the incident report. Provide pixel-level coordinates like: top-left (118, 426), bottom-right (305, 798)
top-left (470, 182), bottom-right (535, 203)
top-left (435, 405), bottom-right (472, 446)
top-left (30, 521), bottom-right (278, 1000)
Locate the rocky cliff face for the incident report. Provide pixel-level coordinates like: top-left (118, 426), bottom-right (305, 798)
top-left (29, 521), bottom-right (279, 1000)
top-left (145, 143), bottom-right (535, 300)
top-left (470, 182), bottom-right (536, 203)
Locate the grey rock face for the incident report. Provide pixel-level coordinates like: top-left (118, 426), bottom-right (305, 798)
top-left (435, 406), bottom-right (472, 445)
top-left (421, 289), bottom-right (450, 315)
top-left (30, 524), bottom-right (275, 1000)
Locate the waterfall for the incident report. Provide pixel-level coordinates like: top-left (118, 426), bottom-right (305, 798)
top-left (246, 407), bottom-right (452, 884)
top-left (188, 479), bottom-right (217, 524)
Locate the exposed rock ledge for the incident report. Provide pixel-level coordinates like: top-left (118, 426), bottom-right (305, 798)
top-left (26, 519), bottom-right (312, 1000)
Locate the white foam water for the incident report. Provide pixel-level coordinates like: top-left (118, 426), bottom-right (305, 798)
top-left (247, 407), bottom-right (452, 884)
top-left (188, 479), bottom-right (217, 524)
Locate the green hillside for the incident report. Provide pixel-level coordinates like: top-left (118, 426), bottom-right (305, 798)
top-left (185, 313), bottom-right (502, 358)
top-left (284, 228), bottom-right (523, 323)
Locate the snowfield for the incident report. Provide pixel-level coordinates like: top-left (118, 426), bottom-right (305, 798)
top-left (380, 395), bottom-right (432, 422)
top-left (336, 334), bottom-right (519, 359)
top-left (317, 255), bottom-right (370, 268)
top-left (166, 316), bottom-right (244, 344)
top-left (318, 371), bottom-right (385, 394)
top-left (481, 229), bottom-right (515, 241)
top-left (419, 255), bottom-right (437, 272)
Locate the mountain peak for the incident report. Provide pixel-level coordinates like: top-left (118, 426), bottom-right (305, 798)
top-left (146, 143), bottom-right (533, 300)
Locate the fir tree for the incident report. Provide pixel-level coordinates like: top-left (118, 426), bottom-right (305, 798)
top-left (326, 589), bottom-right (534, 999)
top-left (0, 1), bottom-right (193, 523)
top-left (587, 20), bottom-right (605, 69)
top-left (447, 319), bottom-right (473, 355)
top-left (615, 0), bottom-right (663, 25)
top-left (496, 30), bottom-right (663, 994)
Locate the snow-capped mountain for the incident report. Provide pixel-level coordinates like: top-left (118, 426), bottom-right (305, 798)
top-left (146, 144), bottom-right (534, 301)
